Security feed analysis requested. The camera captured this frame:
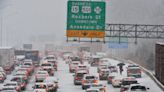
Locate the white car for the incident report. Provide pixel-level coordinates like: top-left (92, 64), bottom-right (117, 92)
top-left (33, 83), bottom-right (48, 92)
top-left (112, 76), bottom-right (123, 87)
top-left (86, 88), bottom-right (100, 92)
top-left (35, 70), bottom-right (49, 82)
top-left (127, 84), bottom-right (149, 92)
top-left (1, 86), bottom-right (17, 92)
top-left (3, 81), bottom-right (21, 91)
top-left (43, 77), bottom-right (59, 92)
top-left (89, 83), bottom-right (106, 92)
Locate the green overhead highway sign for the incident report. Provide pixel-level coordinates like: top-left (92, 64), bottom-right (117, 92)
top-left (67, 0), bottom-right (106, 38)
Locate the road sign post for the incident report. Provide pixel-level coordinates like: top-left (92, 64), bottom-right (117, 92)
top-left (67, 1), bottom-right (106, 38)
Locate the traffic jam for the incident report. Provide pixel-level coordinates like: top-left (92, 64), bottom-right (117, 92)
top-left (0, 51), bottom-right (162, 92)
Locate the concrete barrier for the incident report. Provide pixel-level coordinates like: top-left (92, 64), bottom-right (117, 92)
top-left (113, 57), bottom-right (164, 91)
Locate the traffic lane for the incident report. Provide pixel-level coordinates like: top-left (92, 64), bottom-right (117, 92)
top-left (137, 72), bottom-right (163, 92)
top-left (122, 62), bottom-right (163, 92)
top-left (57, 59), bottom-right (120, 92)
top-left (56, 58), bottom-right (84, 92)
top-left (23, 67), bottom-right (39, 92)
top-left (90, 69), bottom-right (120, 92)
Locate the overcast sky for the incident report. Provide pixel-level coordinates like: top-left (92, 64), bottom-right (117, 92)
top-left (0, 0), bottom-right (164, 48)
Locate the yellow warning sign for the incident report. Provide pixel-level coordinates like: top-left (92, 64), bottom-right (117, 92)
top-left (67, 30), bottom-right (105, 38)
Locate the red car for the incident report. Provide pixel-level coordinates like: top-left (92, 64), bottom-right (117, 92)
top-left (11, 76), bottom-right (27, 90)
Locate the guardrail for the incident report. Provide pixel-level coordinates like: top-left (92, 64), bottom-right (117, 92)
top-left (112, 57), bottom-right (164, 91)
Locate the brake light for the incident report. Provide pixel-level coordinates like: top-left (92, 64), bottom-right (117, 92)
top-left (82, 80), bottom-right (87, 84)
top-left (93, 80), bottom-right (98, 83)
top-left (15, 87), bottom-right (19, 91)
top-left (21, 84), bottom-right (24, 87)
top-left (75, 77), bottom-right (79, 80)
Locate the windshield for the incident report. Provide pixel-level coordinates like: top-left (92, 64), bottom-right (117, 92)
top-left (37, 71), bottom-right (47, 74)
top-left (46, 57), bottom-right (55, 60)
top-left (122, 81), bottom-right (138, 86)
top-left (35, 85), bottom-right (47, 89)
top-left (77, 73), bottom-right (87, 77)
top-left (86, 76), bottom-right (95, 79)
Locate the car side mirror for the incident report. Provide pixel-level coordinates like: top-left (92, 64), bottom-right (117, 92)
top-left (73, 74), bottom-right (75, 77)
top-left (147, 88), bottom-right (150, 90)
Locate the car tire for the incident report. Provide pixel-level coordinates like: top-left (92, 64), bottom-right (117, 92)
top-left (82, 86), bottom-right (85, 90)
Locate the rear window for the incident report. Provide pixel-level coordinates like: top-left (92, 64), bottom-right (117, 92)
top-left (35, 85), bottom-right (47, 89)
top-left (102, 71), bottom-right (109, 74)
top-left (46, 57), bottom-right (55, 60)
top-left (41, 64), bottom-right (51, 66)
top-left (86, 76), bottom-right (95, 79)
top-left (122, 80), bottom-right (138, 86)
top-left (79, 66), bottom-right (87, 68)
top-left (77, 73), bottom-right (87, 77)
top-left (5, 84), bottom-right (17, 86)
top-left (37, 71), bottom-right (47, 74)
top-left (87, 90), bottom-right (99, 92)
top-left (131, 86), bottom-right (146, 91)
top-left (2, 88), bottom-right (15, 90)
top-left (24, 63), bottom-right (32, 66)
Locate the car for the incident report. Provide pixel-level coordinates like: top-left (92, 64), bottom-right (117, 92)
top-left (45, 55), bottom-right (57, 60)
top-left (0, 72), bottom-right (5, 83)
top-left (13, 72), bottom-right (28, 83)
top-left (16, 67), bottom-right (31, 76)
top-left (97, 64), bottom-right (109, 73)
top-left (82, 74), bottom-right (99, 90)
top-left (1, 86), bottom-right (17, 92)
top-left (127, 64), bottom-right (142, 78)
top-left (21, 65), bottom-right (33, 75)
top-left (69, 61), bottom-right (80, 73)
top-left (43, 77), bottom-right (59, 92)
top-left (120, 85), bottom-right (129, 92)
top-left (121, 77), bottom-right (138, 86)
top-left (86, 88), bottom-right (100, 92)
top-left (15, 71), bottom-right (29, 78)
top-left (47, 59), bottom-right (58, 71)
top-left (90, 55), bottom-right (102, 66)
top-left (1, 71), bottom-right (7, 79)
top-left (35, 70), bottom-right (49, 82)
top-left (3, 81), bottom-right (21, 92)
top-left (33, 83), bottom-right (48, 92)
top-left (89, 83), bottom-right (106, 92)
top-left (3, 62), bottom-right (15, 74)
top-left (120, 77), bottom-right (138, 92)
top-left (99, 69), bottom-right (110, 80)
top-left (75, 64), bottom-right (89, 73)
top-left (108, 65), bottom-right (118, 73)
top-left (127, 84), bottom-right (149, 92)
top-left (112, 76), bottom-right (123, 87)
top-left (10, 76), bottom-right (27, 90)
top-left (0, 67), bottom-right (5, 72)
top-left (74, 70), bottom-right (88, 85)
top-left (23, 62), bottom-right (34, 72)
top-left (107, 73), bottom-right (118, 84)
top-left (40, 63), bottom-right (54, 76)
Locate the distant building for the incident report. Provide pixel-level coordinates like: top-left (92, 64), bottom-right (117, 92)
top-left (155, 42), bottom-right (164, 85)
